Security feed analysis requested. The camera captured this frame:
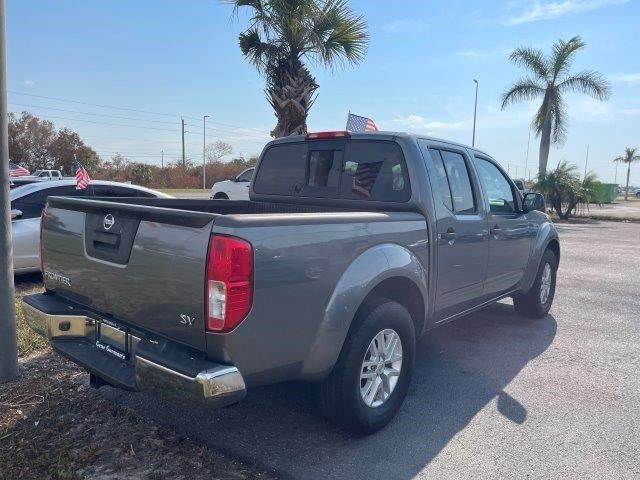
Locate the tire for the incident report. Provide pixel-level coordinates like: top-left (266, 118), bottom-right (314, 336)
top-left (213, 193), bottom-right (229, 200)
top-left (513, 249), bottom-right (558, 318)
top-left (319, 298), bottom-right (416, 435)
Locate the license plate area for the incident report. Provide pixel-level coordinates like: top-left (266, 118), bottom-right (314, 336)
top-left (96, 319), bottom-right (129, 361)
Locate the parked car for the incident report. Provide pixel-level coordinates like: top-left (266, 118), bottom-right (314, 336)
top-left (24, 131), bottom-right (559, 434)
top-left (210, 167), bottom-right (254, 200)
top-left (29, 169), bottom-right (65, 180)
top-left (10, 180), bottom-right (171, 273)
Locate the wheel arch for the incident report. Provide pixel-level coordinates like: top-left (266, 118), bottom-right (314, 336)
top-left (300, 243), bottom-right (427, 381)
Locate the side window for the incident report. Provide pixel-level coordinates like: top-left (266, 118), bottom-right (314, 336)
top-left (11, 191), bottom-right (48, 219)
top-left (428, 148), bottom-right (454, 211)
top-left (440, 150), bottom-right (476, 214)
top-left (474, 157), bottom-right (517, 214)
top-left (340, 142), bottom-right (410, 202)
top-left (90, 185), bottom-right (137, 197)
top-left (253, 143), bottom-right (307, 195)
top-left (237, 169), bottom-right (254, 182)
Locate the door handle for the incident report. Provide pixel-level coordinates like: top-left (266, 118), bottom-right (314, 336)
top-left (490, 225), bottom-right (501, 235)
top-left (439, 228), bottom-right (457, 241)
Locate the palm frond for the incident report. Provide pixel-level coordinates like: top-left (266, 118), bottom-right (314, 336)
top-left (613, 147), bottom-right (640, 163)
top-left (500, 77), bottom-right (545, 109)
top-left (551, 36), bottom-right (585, 81)
top-left (307, 0), bottom-right (368, 68)
top-left (239, 28), bottom-right (278, 70)
top-left (558, 70), bottom-right (611, 100)
top-left (508, 46), bottom-right (549, 80)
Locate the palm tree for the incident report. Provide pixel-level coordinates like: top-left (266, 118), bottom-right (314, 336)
top-left (229, 0), bottom-right (369, 138)
top-left (501, 36), bottom-right (611, 175)
top-left (614, 147), bottom-right (640, 201)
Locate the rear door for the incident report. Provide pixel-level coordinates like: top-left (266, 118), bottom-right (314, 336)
top-left (473, 156), bottom-right (535, 295)
top-left (420, 142), bottom-right (489, 320)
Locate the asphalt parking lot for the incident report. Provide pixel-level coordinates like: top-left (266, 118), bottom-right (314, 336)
top-left (101, 221), bottom-right (639, 479)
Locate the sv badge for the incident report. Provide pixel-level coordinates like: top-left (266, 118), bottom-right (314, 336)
top-left (179, 314), bottom-right (195, 327)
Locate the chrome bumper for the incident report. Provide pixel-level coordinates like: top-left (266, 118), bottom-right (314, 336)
top-left (23, 300), bottom-right (246, 406)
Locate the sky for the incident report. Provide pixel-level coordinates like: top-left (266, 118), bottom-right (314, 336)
top-left (6, 0), bottom-right (640, 185)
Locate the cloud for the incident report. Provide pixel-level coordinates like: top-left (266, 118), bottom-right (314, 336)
top-left (23, 80), bottom-right (35, 86)
top-left (504, 0), bottom-right (628, 26)
top-left (392, 114), bottom-right (466, 133)
top-left (609, 73), bottom-right (640, 84)
top-left (381, 18), bottom-right (429, 33)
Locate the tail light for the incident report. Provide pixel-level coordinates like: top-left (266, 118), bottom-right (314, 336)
top-left (205, 235), bottom-right (253, 332)
top-left (305, 130), bottom-right (350, 140)
top-left (39, 207), bottom-right (46, 272)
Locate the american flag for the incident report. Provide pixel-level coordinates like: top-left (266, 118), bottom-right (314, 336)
top-left (352, 161), bottom-right (383, 198)
top-left (74, 161), bottom-right (91, 190)
top-left (346, 113), bottom-right (378, 133)
top-left (9, 162), bottom-right (30, 177)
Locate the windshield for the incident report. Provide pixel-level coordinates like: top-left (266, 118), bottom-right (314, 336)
top-left (32, 170), bottom-right (42, 176)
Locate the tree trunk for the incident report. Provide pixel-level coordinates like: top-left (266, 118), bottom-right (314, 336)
top-left (624, 162), bottom-right (631, 201)
top-left (266, 57), bottom-right (318, 138)
top-left (538, 114), bottom-right (552, 176)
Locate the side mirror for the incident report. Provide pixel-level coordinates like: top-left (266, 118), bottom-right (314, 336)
top-left (230, 176), bottom-right (238, 182)
top-left (11, 209), bottom-right (23, 220)
top-left (523, 192), bottom-right (545, 213)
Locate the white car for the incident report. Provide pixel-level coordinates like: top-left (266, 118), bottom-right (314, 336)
top-left (10, 180), bottom-right (171, 273)
top-left (210, 167), bottom-right (254, 200)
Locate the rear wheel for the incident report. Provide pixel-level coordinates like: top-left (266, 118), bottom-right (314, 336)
top-left (319, 298), bottom-right (415, 435)
top-left (213, 193), bottom-right (229, 200)
top-left (513, 249), bottom-right (557, 318)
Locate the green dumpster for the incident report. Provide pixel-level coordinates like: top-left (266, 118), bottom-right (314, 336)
top-left (599, 183), bottom-right (618, 203)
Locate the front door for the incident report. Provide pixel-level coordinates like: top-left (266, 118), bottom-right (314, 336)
top-left (421, 144), bottom-right (489, 320)
top-left (473, 156), bottom-right (535, 296)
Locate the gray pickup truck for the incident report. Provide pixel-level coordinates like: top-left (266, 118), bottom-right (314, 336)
top-left (24, 131), bottom-right (559, 434)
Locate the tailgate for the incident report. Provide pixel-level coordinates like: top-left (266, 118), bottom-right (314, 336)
top-left (42, 197), bottom-right (216, 351)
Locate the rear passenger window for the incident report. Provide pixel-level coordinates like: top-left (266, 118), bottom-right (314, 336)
top-left (253, 143), bottom-right (307, 195)
top-left (440, 150), bottom-right (476, 214)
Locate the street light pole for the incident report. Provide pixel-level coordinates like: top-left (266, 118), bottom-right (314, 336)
top-left (472, 79), bottom-right (478, 147)
top-left (525, 126), bottom-right (531, 180)
top-left (203, 115), bottom-right (209, 190)
top-left (0, 0), bottom-right (19, 382)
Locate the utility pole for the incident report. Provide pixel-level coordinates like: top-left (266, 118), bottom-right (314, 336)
top-left (161, 149), bottom-right (164, 169)
top-left (472, 79), bottom-right (478, 147)
top-left (515, 166), bottom-right (519, 177)
top-left (181, 117), bottom-right (186, 168)
top-left (525, 126), bottom-right (531, 180)
top-left (614, 162), bottom-right (618, 183)
top-left (583, 144), bottom-right (589, 180)
top-left (0, 0), bottom-right (19, 382)
top-left (203, 115), bottom-right (209, 190)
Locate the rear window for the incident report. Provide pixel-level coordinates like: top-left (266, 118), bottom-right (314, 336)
top-left (253, 140), bottom-right (411, 202)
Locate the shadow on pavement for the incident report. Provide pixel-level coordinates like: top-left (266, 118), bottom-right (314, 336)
top-left (104, 301), bottom-right (557, 480)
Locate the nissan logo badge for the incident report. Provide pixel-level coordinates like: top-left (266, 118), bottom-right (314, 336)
top-left (103, 214), bottom-right (115, 231)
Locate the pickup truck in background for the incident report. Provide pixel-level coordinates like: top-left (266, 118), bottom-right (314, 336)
top-left (210, 167), bottom-right (254, 200)
top-left (24, 131), bottom-right (559, 434)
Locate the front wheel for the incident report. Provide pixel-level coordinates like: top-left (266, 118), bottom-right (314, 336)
top-left (319, 298), bottom-right (415, 435)
top-left (513, 249), bottom-right (558, 318)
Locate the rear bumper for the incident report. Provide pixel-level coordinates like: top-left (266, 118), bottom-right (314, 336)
top-left (23, 293), bottom-right (246, 407)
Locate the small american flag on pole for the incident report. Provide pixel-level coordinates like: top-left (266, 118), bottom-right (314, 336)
top-left (9, 162), bottom-right (30, 177)
top-left (74, 160), bottom-right (91, 190)
top-left (346, 113), bottom-right (378, 133)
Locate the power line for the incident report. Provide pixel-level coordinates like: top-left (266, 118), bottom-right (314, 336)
top-left (9, 90), bottom-right (271, 135)
top-left (9, 90), bottom-right (184, 118)
top-left (9, 102), bottom-right (180, 126)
